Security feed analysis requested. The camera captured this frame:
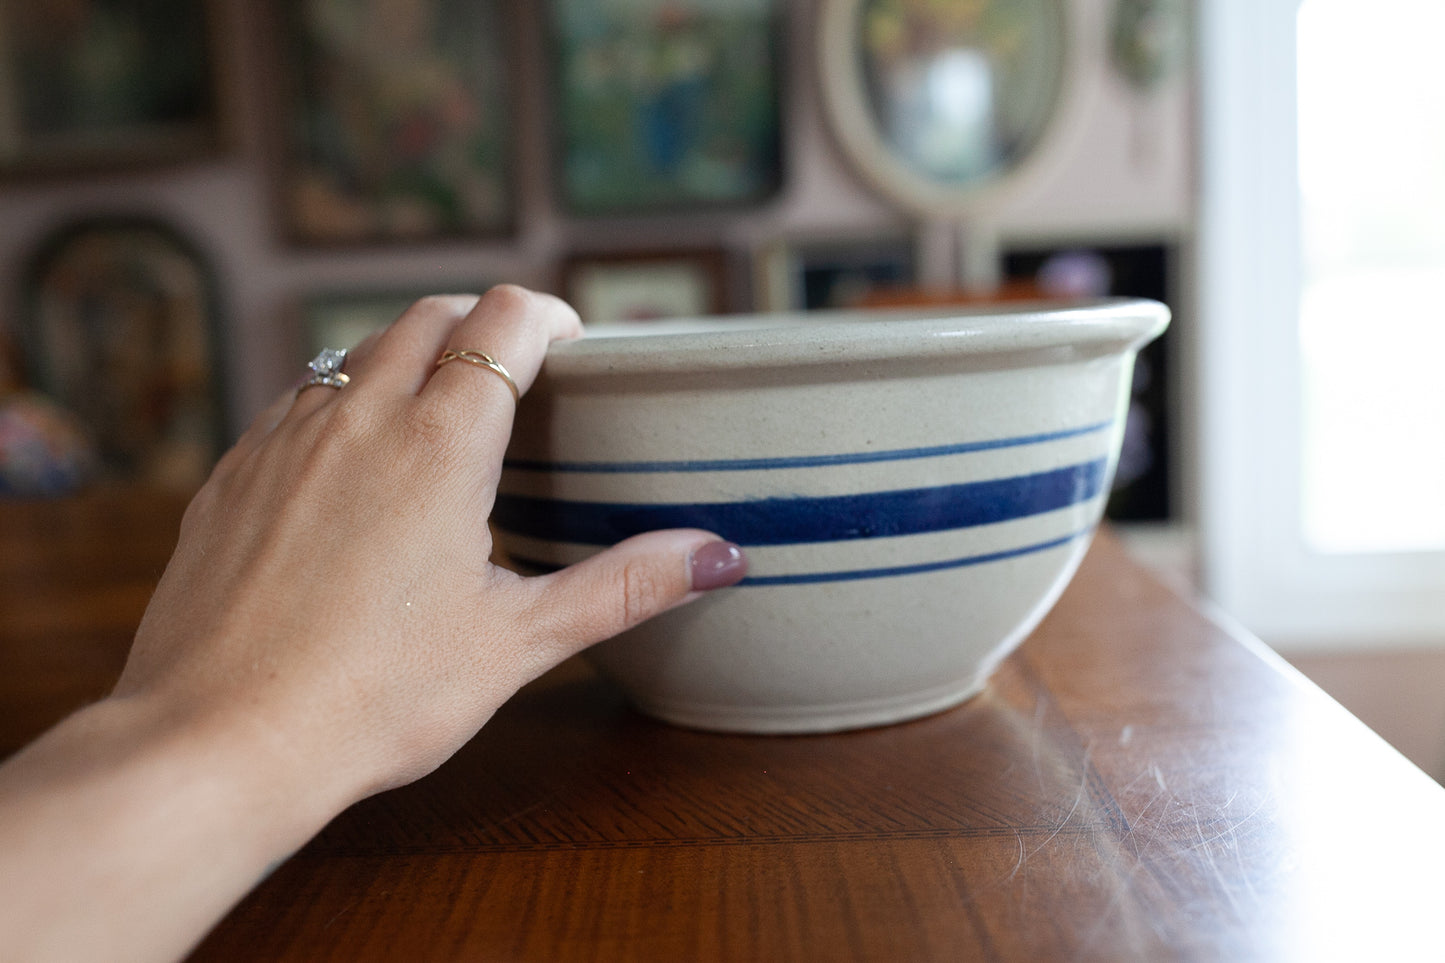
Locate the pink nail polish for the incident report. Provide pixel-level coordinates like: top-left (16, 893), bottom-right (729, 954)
top-left (691, 541), bottom-right (748, 590)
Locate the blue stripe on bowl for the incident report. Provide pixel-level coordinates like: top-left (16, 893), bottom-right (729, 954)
top-left (739, 531), bottom-right (1089, 585)
top-left (492, 458), bottom-right (1108, 547)
top-left (505, 529), bottom-right (1092, 587)
top-left (501, 420), bottom-right (1113, 474)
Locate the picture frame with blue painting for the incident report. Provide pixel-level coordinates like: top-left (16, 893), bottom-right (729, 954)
top-left (548, 0), bottom-right (784, 216)
top-left (755, 233), bottom-right (918, 311)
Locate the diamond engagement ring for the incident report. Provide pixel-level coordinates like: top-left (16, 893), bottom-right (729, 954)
top-left (435, 349), bottom-right (519, 403)
top-left (299, 348), bottom-right (351, 392)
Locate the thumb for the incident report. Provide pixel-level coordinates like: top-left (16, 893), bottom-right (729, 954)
top-left (521, 529), bottom-right (747, 659)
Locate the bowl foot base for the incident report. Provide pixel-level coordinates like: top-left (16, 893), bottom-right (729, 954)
top-left (623, 674), bottom-right (991, 735)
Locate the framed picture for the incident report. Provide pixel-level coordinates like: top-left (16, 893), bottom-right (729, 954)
top-left (756, 233), bottom-right (918, 311)
top-left (816, 0), bottom-right (1074, 215)
top-left (299, 288), bottom-right (485, 356)
top-left (561, 250), bottom-right (729, 324)
top-left (275, 0), bottom-right (516, 244)
top-left (1002, 240), bottom-right (1177, 523)
top-left (0, 0), bottom-right (223, 174)
top-left (17, 217), bottom-right (228, 490)
top-left (549, 0), bottom-right (783, 216)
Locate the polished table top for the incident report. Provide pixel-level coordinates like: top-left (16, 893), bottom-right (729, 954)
top-left (3, 488), bottom-right (1444, 961)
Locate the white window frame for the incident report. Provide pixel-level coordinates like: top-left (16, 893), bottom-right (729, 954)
top-left (1197, 0), bottom-right (1445, 650)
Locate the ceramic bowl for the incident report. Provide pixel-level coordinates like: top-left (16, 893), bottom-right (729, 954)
top-left (496, 299), bottom-right (1169, 733)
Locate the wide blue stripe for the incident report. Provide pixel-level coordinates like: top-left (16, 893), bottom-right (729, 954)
top-left (501, 421), bottom-right (1113, 474)
top-left (503, 530), bottom-right (1090, 586)
top-left (492, 459), bottom-right (1108, 547)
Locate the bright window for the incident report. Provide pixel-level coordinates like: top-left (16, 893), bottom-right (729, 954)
top-left (1297, 0), bottom-right (1445, 553)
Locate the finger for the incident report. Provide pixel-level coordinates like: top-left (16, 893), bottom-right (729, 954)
top-left (285, 296), bottom-right (478, 426)
top-left (516, 531), bottom-right (747, 662)
top-left (217, 319), bottom-right (400, 478)
top-left (345, 294), bottom-right (481, 397)
top-left (214, 327), bottom-right (357, 473)
top-left (211, 386), bottom-right (296, 478)
top-left (423, 285), bottom-right (581, 438)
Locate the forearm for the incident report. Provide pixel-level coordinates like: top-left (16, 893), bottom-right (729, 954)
top-left (0, 695), bottom-right (348, 963)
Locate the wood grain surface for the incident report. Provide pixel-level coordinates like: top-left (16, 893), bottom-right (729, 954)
top-left (4, 489), bottom-right (1443, 961)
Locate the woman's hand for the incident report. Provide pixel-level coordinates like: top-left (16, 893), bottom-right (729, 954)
top-left (0, 286), bottom-right (745, 963)
top-left (118, 285), bottom-right (744, 802)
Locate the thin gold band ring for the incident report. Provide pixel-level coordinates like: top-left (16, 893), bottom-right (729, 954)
top-left (436, 349), bottom-right (520, 403)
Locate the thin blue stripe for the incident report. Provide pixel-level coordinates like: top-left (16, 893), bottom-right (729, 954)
top-left (492, 459), bottom-right (1108, 547)
top-left (503, 530), bottom-right (1090, 586)
top-left (738, 531), bottom-right (1088, 585)
top-left (501, 420), bottom-right (1113, 474)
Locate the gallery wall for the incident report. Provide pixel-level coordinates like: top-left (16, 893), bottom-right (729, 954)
top-left (0, 0), bottom-right (1192, 428)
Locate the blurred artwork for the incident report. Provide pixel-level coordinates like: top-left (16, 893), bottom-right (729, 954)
top-left (0, 0), bottom-right (219, 171)
top-left (551, 0), bottom-right (782, 215)
top-left (757, 235), bottom-right (917, 311)
top-left (280, 0), bottom-right (515, 242)
top-left (857, 0), bottom-right (1064, 188)
top-left (1004, 242), bottom-right (1175, 523)
top-left (300, 287), bottom-right (486, 355)
top-left (1110, 0), bottom-right (1188, 91)
top-left (19, 219), bottom-right (226, 491)
top-left (562, 250), bottom-right (727, 324)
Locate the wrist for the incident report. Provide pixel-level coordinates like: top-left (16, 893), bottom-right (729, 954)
top-left (77, 690), bottom-right (351, 864)
top-left (0, 693), bottom-right (353, 962)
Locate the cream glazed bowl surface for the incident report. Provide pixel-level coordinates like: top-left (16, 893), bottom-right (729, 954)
top-left (495, 299), bottom-right (1170, 733)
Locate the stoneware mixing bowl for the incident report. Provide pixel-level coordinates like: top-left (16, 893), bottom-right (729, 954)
top-left (495, 298), bottom-right (1169, 733)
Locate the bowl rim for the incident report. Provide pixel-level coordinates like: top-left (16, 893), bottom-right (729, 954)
top-left (543, 298), bottom-right (1170, 378)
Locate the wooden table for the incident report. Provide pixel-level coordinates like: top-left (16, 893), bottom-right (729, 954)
top-left (4, 488), bottom-right (1444, 961)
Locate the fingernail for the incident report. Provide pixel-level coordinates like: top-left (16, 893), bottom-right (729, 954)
top-left (690, 541), bottom-right (748, 591)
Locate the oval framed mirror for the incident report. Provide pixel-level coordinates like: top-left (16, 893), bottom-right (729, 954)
top-left (818, 0), bottom-right (1081, 215)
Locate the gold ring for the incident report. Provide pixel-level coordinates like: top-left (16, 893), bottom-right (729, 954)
top-left (436, 349), bottom-right (519, 403)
